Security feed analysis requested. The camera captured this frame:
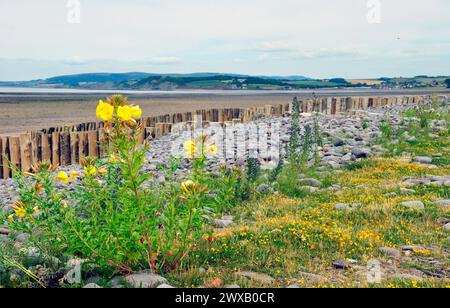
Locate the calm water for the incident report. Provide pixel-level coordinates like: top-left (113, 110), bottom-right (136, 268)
top-left (0, 86), bottom-right (447, 97)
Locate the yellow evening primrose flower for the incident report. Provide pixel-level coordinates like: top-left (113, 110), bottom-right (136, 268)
top-left (183, 140), bottom-right (196, 157)
top-left (129, 105), bottom-right (142, 119)
top-left (70, 171), bottom-right (81, 180)
top-left (14, 206), bottom-right (26, 218)
top-left (98, 167), bottom-right (108, 176)
top-left (33, 207), bottom-right (39, 214)
top-left (56, 171), bottom-right (70, 184)
top-left (8, 215), bottom-right (14, 222)
top-left (109, 154), bottom-right (117, 163)
top-left (95, 100), bottom-right (114, 122)
top-left (83, 166), bottom-right (97, 176)
top-left (181, 180), bottom-right (196, 194)
top-left (206, 144), bottom-right (218, 155)
top-left (117, 105), bottom-right (132, 121)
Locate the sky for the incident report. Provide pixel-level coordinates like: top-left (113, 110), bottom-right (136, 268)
top-left (0, 0), bottom-right (449, 81)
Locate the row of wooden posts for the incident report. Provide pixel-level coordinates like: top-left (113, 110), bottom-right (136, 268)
top-left (0, 94), bottom-right (442, 179)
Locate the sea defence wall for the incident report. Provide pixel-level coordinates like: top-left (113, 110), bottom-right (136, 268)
top-left (0, 94), bottom-right (447, 179)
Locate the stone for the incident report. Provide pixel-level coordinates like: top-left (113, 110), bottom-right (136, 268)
top-left (286, 285), bottom-right (300, 288)
top-left (83, 283), bottom-right (102, 288)
top-left (443, 223), bottom-right (450, 232)
top-left (434, 199), bottom-right (450, 208)
top-left (379, 247), bottom-right (401, 258)
top-left (335, 203), bottom-right (351, 211)
top-left (298, 271), bottom-right (328, 284)
top-left (213, 219), bottom-right (233, 228)
top-left (400, 188), bottom-right (415, 195)
top-left (15, 233), bottom-right (29, 243)
top-left (236, 271), bottom-right (275, 284)
top-left (124, 271), bottom-right (167, 288)
top-left (333, 260), bottom-right (353, 270)
top-left (225, 284), bottom-right (241, 288)
top-left (351, 148), bottom-right (371, 159)
top-left (414, 156), bottom-right (432, 164)
top-left (298, 178), bottom-right (322, 187)
top-left (400, 201), bottom-right (424, 210)
top-left (299, 186), bottom-right (318, 193)
top-left (333, 139), bottom-right (345, 147)
top-left (157, 283), bottom-right (175, 288)
top-left (402, 245), bottom-right (426, 251)
top-left (108, 276), bottom-right (124, 287)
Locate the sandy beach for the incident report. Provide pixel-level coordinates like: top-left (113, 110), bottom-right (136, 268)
top-left (1, 88), bottom-right (449, 136)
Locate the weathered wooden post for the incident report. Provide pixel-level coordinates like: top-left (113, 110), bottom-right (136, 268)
top-left (1, 137), bottom-right (10, 179)
top-left (9, 136), bottom-right (21, 175)
top-left (70, 132), bottom-right (80, 164)
top-left (41, 134), bottom-right (52, 163)
top-left (19, 133), bottom-right (32, 172)
top-left (87, 131), bottom-right (99, 158)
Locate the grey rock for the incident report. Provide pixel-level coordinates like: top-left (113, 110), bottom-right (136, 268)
top-left (402, 245), bottom-right (426, 251)
top-left (400, 201), bottom-right (424, 210)
top-left (213, 219), bottom-right (233, 228)
top-left (414, 156), bottom-right (432, 164)
top-left (400, 188), bottom-right (415, 195)
top-left (236, 271), bottom-right (275, 284)
top-left (299, 186), bottom-right (318, 193)
top-left (108, 276), bottom-right (124, 287)
top-left (225, 284), bottom-right (241, 288)
top-left (83, 283), bottom-right (102, 288)
top-left (157, 283), bottom-right (175, 288)
top-left (298, 271), bottom-right (328, 284)
top-left (125, 271), bottom-right (167, 288)
top-left (333, 260), bottom-right (353, 269)
top-left (333, 139), bottom-right (345, 147)
top-left (298, 178), bottom-right (322, 187)
top-left (379, 247), bottom-right (401, 258)
top-left (434, 199), bottom-right (450, 208)
top-left (351, 148), bottom-right (371, 159)
top-left (15, 233), bottom-right (29, 243)
top-left (335, 203), bottom-right (351, 211)
top-left (444, 223), bottom-right (450, 232)
top-left (286, 285), bottom-right (300, 288)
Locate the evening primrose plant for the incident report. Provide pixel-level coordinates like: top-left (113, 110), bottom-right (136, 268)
top-left (1, 95), bottom-right (215, 276)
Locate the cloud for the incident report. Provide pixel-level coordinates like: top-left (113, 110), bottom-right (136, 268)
top-left (64, 56), bottom-right (90, 65)
top-left (0, 0), bottom-right (449, 79)
top-left (146, 57), bottom-right (181, 65)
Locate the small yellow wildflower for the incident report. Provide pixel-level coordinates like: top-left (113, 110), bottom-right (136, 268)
top-left (8, 215), bottom-right (14, 222)
top-left (56, 171), bottom-right (69, 184)
top-left (117, 105), bottom-right (132, 121)
top-left (181, 180), bottom-right (196, 194)
top-left (183, 140), bottom-right (196, 157)
top-left (129, 105), bottom-right (142, 119)
top-left (13, 202), bottom-right (26, 218)
top-left (83, 166), bottom-right (97, 176)
top-left (95, 100), bottom-right (114, 121)
top-left (109, 154), bottom-right (117, 163)
top-left (33, 206), bottom-right (39, 214)
top-left (70, 171), bottom-right (81, 180)
top-left (98, 167), bottom-right (108, 176)
top-left (206, 144), bottom-right (218, 155)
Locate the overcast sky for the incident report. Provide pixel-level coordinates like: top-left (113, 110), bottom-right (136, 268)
top-left (0, 0), bottom-right (449, 80)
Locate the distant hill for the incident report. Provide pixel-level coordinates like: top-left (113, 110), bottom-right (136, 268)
top-left (0, 73), bottom-right (447, 91)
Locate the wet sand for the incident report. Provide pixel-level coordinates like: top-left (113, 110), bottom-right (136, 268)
top-left (1, 89), bottom-right (448, 136)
